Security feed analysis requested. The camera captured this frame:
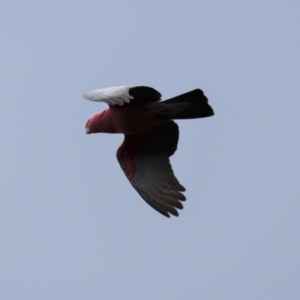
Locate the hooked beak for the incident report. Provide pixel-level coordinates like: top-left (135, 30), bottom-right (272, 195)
top-left (85, 119), bottom-right (91, 134)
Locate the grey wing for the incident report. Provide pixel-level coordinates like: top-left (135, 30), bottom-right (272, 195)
top-left (131, 153), bottom-right (186, 217)
top-left (83, 85), bottom-right (161, 106)
top-left (117, 121), bottom-right (186, 218)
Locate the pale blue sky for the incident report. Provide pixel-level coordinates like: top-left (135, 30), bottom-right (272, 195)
top-left (1, 1), bottom-right (300, 299)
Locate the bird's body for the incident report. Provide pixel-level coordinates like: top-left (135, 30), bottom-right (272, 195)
top-left (84, 86), bottom-right (214, 217)
top-left (87, 105), bottom-right (159, 135)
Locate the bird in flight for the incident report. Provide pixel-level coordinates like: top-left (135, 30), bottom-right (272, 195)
top-left (84, 86), bottom-right (214, 217)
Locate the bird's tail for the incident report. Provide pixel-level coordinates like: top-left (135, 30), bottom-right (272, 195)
top-left (163, 89), bottom-right (214, 119)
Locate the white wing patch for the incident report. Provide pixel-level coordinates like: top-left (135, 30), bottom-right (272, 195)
top-left (83, 86), bottom-right (134, 106)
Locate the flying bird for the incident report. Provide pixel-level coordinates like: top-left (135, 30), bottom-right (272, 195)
top-left (84, 86), bottom-right (214, 217)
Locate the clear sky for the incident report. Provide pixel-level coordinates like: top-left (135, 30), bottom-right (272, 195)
top-left (1, 1), bottom-right (299, 299)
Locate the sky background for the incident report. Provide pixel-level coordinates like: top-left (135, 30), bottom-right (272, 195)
top-left (1, 1), bottom-right (300, 299)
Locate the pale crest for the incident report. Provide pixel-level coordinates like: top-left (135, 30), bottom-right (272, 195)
top-left (83, 86), bottom-right (134, 106)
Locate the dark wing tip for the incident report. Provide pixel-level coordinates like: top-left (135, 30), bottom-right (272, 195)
top-left (128, 86), bottom-right (162, 103)
top-left (146, 191), bottom-right (185, 218)
top-left (148, 201), bottom-right (171, 218)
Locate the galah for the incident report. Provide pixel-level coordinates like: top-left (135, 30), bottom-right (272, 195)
top-left (84, 86), bottom-right (214, 217)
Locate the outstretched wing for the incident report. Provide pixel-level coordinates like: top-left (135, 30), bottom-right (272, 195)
top-left (83, 86), bottom-right (161, 106)
top-left (117, 121), bottom-right (186, 218)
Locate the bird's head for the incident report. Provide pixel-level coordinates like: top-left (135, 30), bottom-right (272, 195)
top-left (85, 111), bottom-right (109, 134)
